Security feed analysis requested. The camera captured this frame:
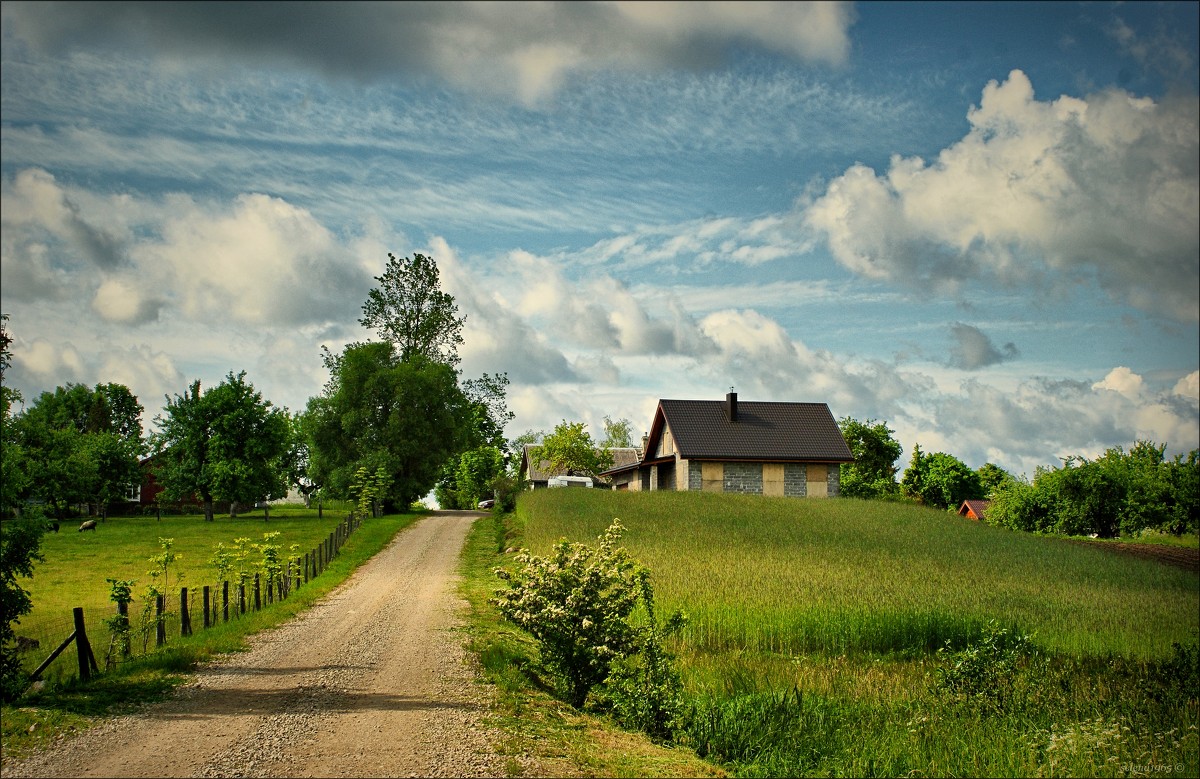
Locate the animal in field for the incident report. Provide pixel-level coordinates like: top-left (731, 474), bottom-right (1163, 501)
top-left (79, 519), bottom-right (97, 532)
top-left (15, 635), bottom-right (40, 652)
top-left (47, 521), bottom-right (60, 533)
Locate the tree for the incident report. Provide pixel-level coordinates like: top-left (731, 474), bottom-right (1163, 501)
top-left (532, 420), bottom-right (613, 479)
top-left (0, 314), bottom-right (46, 700)
top-left (900, 445), bottom-right (984, 510)
top-left (976, 462), bottom-right (1016, 497)
top-left (359, 252), bottom-right (465, 367)
top-left (152, 372), bottom-right (291, 522)
top-left (306, 343), bottom-right (471, 509)
top-left (600, 416), bottom-right (635, 448)
top-left (13, 382), bottom-right (144, 517)
top-left (837, 417), bottom-right (903, 499)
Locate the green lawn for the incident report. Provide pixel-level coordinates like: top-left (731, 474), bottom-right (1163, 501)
top-left (11, 503), bottom-right (369, 685)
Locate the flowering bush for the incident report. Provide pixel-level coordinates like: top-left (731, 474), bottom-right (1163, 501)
top-left (493, 518), bottom-right (684, 715)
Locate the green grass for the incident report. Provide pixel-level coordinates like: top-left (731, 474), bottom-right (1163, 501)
top-left (2, 508), bottom-right (420, 760)
top-left (464, 489), bottom-right (1200, 778)
top-left (515, 489), bottom-right (1198, 659)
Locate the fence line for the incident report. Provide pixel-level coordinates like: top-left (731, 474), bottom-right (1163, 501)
top-left (23, 512), bottom-right (366, 692)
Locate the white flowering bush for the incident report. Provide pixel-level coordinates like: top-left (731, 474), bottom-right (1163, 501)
top-left (493, 518), bottom-right (683, 713)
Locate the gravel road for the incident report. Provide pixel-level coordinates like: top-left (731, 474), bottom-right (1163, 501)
top-left (2, 511), bottom-right (509, 779)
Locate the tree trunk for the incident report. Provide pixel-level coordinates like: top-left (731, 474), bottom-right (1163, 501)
top-left (263, 503), bottom-right (270, 522)
top-left (230, 501), bottom-right (239, 518)
top-left (204, 497), bottom-right (214, 522)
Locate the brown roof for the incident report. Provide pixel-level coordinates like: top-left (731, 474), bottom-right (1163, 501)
top-left (958, 500), bottom-right (991, 519)
top-left (657, 398), bottom-right (853, 462)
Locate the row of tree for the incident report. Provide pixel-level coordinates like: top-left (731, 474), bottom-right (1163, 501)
top-left (1, 253), bottom-right (516, 525)
top-left (836, 417), bottom-right (1199, 537)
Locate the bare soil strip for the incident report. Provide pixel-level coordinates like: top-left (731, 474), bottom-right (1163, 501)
top-left (2, 511), bottom-right (506, 779)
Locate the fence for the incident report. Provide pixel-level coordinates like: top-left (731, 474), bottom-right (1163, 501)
top-left (21, 512), bottom-right (364, 692)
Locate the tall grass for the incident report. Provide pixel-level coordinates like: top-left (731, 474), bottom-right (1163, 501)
top-left (517, 489), bottom-right (1198, 659)
top-left (499, 489), bottom-right (1199, 777)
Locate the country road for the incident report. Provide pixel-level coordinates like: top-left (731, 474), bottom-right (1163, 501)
top-left (1, 511), bottom-right (509, 779)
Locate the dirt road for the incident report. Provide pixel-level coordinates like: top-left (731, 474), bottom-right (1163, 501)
top-left (2, 511), bottom-right (508, 778)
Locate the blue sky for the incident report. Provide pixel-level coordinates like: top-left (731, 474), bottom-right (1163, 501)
top-left (2, 1), bottom-right (1197, 478)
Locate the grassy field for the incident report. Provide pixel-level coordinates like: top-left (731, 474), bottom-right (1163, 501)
top-left (2, 506), bottom-right (421, 759)
top-left (462, 489), bottom-right (1200, 777)
top-left (518, 489), bottom-right (1198, 659)
top-left (10, 502), bottom-right (371, 686)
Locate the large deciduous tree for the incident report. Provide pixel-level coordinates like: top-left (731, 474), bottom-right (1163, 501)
top-left (837, 417), bottom-right (903, 499)
top-left (152, 372), bottom-right (291, 522)
top-left (306, 343), bottom-right (471, 510)
top-left (12, 382), bottom-right (144, 518)
top-left (359, 252), bottom-right (465, 368)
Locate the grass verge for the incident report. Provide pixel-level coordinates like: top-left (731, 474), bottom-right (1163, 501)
top-left (457, 511), bottom-right (725, 778)
top-left (1, 510), bottom-right (420, 761)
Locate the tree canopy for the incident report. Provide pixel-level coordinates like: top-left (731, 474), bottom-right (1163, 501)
top-left (306, 343), bottom-right (471, 510)
top-left (900, 445), bottom-right (984, 510)
top-left (10, 382), bottom-right (144, 518)
top-left (359, 252), bottom-right (465, 367)
top-left (152, 372), bottom-right (291, 522)
top-left (532, 420), bottom-right (613, 479)
top-left (837, 417), bottom-right (903, 499)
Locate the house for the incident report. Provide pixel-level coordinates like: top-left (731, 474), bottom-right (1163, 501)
top-left (519, 444), bottom-right (642, 489)
top-left (601, 392), bottom-right (853, 497)
top-left (957, 500), bottom-right (990, 521)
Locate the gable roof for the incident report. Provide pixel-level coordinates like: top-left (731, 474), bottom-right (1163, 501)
top-left (652, 398), bottom-right (853, 463)
top-left (958, 499), bottom-right (991, 519)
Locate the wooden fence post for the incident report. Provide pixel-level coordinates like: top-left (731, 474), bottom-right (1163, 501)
top-left (180, 587), bottom-right (192, 637)
top-left (72, 607), bottom-right (98, 681)
top-left (239, 583), bottom-right (246, 615)
top-left (155, 595), bottom-right (166, 647)
top-left (203, 586), bottom-right (211, 629)
top-left (223, 581), bottom-right (230, 622)
top-left (254, 574), bottom-right (261, 611)
top-left (304, 552), bottom-right (310, 583)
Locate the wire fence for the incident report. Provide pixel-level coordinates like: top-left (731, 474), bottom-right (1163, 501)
top-left (16, 512), bottom-right (365, 691)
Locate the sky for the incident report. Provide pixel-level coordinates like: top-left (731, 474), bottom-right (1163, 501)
top-left (2, 1), bottom-right (1198, 479)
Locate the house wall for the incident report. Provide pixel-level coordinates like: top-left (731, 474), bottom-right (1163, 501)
top-left (660, 459), bottom-right (840, 497)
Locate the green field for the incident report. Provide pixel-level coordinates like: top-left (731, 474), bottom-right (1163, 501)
top-left (516, 489), bottom-right (1198, 659)
top-left (475, 489), bottom-right (1199, 777)
top-left (9, 503), bottom-right (371, 685)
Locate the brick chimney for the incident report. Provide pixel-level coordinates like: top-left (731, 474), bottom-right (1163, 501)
top-left (725, 390), bottom-right (738, 422)
top-left (641, 432), bottom-right (650, 458)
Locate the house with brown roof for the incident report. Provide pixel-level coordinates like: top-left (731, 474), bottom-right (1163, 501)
top-left (520, 444), bottom-right (642, 489)
top-left (601, 392), bottom-right (853, 497)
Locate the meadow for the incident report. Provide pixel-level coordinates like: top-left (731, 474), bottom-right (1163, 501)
top-left (10, 502), bottom-right (371, 685)
top-left (470, 489), bottom-right (1200, 777)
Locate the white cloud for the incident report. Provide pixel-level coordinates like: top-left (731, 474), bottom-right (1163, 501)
top-left (1093, 366), bottom-right (1145, 401)
top-left (948, 323), bottom-right (1019, 370)
top-left (1173, 370), bottom-right (1200, 400)
top-left (805, 70), bottom-right (1200, 321)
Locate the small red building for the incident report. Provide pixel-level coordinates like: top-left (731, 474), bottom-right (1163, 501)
top-left (957, 499), bottom-right (990, 521)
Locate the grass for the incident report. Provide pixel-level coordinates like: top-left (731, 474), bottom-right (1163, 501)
top-left (10, 503), bottom-right (361, 684)
top-left (460, 489), bottom-right (1199, 778)
top-left (515, 489), bottom-right (1198, 659)
top-left (1, 507), bottom-right (420, 760)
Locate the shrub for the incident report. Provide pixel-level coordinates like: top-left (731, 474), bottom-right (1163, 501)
top-left (935, 619), bottom-right (1041, 714)
top-left (0, 509), bottom-right (46, 700)
top-left (492, 518), bottom-right (684, 713)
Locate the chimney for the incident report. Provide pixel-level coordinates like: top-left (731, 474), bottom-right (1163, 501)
top-left (725, 390), bottom-right (738, 422)
top-left (641, 432), bottom-right (649, 458)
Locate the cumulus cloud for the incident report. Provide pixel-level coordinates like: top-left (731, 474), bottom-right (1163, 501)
top-left (1, 168), bottom-right (125, 272)
top-left (4, 1), bottom-right (854, 105)
top-left (947, 323), bottom-right (1018, 370)
top-left (92, 278), bottom-right (164, 325)
top-left (805, 70), bottom-right (1200, 321)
